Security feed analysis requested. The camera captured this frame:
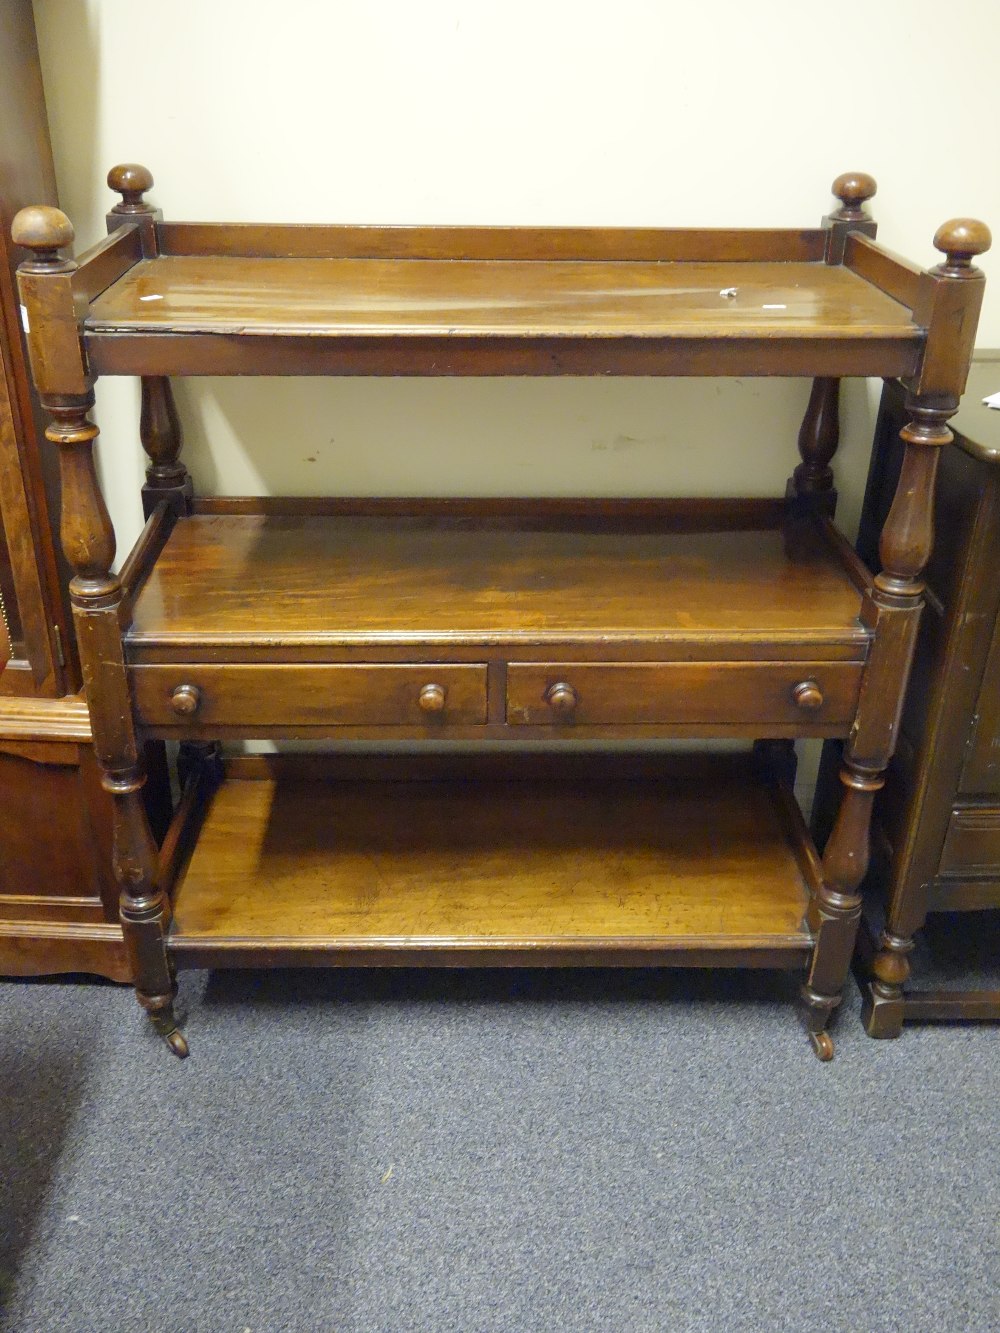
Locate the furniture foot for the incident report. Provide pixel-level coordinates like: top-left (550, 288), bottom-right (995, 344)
top-left (862, 982), bottom-right (905, 1039)
top-left (809, 1030), bottom-right (835, 1061)
top-left (163, 1027), bottom-right (190, 1059)
top-left (139, 987), bottom-right (189, 1058)
top-left (861, 929), bottom-right (913, 1038)
top-left (798, 981), bottom-right (839, 1062)
top-left (801, 761), bottom-right (879, 1057)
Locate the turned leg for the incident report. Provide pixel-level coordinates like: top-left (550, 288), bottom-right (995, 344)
top-left (854, 405), bottom-right (950, 1040)
top-left (863, 931), bottom-right (914, 1039)
top-left (41, 390), bottom-right (188, 1056)
top-left (132, 376), bottom-right (192, 1050)
top-left (14, 193), bottom-right (187, 1056)
top-left (111, 774), bottom-right (188, 1057)
top-left (787, 375), bottom-right (840, 516)
top-left (799, 396), bottom-right (954, 1056)
top-left (48, 392), bottom-right (188, 1057)
top-left (107, 167), bottom-right (193, 523)
top-left (801, 763), bottom-right (882, 1059)
top-left (140, 375), bottom-right (192, 517)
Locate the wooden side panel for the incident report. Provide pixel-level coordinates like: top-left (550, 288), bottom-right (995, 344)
top-left (0, 726), bottom-right (169, 980)
top-left (858, 376), bottom-right (1000, 892)
top-left (0, 0), bottom-right (70, 694)
top-left (939, 805), bottom-right (1000, 876)
top-left (156, 222), bottom-right (830, 263)
top-left (87, 330), bottom-right (922, 380)
top-left (843, 235), bottom-right (922, 311)
top-left (959, 615), bottom-right (1000, 795)
top-left (0, 924), bottom-right (130, 981)
top-left (0, 742), bottom-right (105, 901)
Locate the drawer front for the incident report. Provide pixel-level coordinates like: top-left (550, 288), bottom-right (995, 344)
top-left (939, 806), bottom-right (1000, 876)
top-left (132, 663), bottom-right (488, 728)
top-left (506, 661), bottom-right (862, 728)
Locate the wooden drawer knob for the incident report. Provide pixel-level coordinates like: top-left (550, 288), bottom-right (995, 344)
top-left (418, 682), bottom-right (447, 713)
top-left (170, 683), bottom-right (202, 716)
top-left (544, 681), bottom-right (579, 717)
top-left (792, 679), bottom-right (824, 711)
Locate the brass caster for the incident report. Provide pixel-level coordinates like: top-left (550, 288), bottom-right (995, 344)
top-left (165, 1028), bottom-right (190, 1059)
top-left (809, 1030), bottom-right (835, 1062)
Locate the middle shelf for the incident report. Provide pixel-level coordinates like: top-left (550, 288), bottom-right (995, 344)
top-left (121, 497), bottom-right (873, 740)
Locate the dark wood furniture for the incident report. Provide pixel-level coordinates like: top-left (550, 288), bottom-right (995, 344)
top-left (12, 167), bottom-right (989, 1058)
top-left (824, 359), bottom-right (1000, 1032)
top-left (0, 3), bottom-right (168, 982)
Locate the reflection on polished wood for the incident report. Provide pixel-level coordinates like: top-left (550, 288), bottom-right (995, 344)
top-left (87, 255), bottom-right (919, 342)
top-left (127, 507), bottom-right (868, 654)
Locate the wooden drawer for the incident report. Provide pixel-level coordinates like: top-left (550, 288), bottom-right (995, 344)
top-left (132, 664), bottom-right (488, 729)
top-left (939, 805), bottom-right (1000, 877)
top-left (506, 661), bottom-right (862, 728)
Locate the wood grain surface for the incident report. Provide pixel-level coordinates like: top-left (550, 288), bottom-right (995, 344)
top-left (506, 660), bottom-right (862, 728)
top-left (126, 511), bottom-right (869, 654)
top-left (132, 662), bottom-right (488, 728)
top-left (156, 221), bottom-right (830, 263)
top-left (168, 756), bottom-right (814, 964)
top-left (86, 255), bottom-right (918, 341)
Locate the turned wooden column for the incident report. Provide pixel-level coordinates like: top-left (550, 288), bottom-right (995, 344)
top-left (786, 173), bottom-right (879, 523)
top-left (12, 204), bottom-right (188, 1056)
top-left (788, 376), bottom-right (840, 515)
top-left (799, 405), bottom-right (951, 1054)
top-left (787, 174), bottom-right (878, 522)
top-left (106, 165), bottom-right (193, 520)
top-left (863, 217), bottom-right (992, 1038)
top-left (805, 217), bottom-right (991, 1049)
top-left (138, 375), bottom-right (190, 517)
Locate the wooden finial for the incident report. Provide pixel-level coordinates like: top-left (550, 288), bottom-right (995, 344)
top-left (932, 217), bottom-right (992, 276)
top-left (107, 162), bottom-right (154, 214)
top-left (11, 205), bottom-right (74, 264)
top-left (830, 172), bottom-right (877, 221)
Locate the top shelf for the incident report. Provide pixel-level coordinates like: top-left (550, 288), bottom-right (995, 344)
top-left (87, 255), bottom-right (916, 342)
top-left (14, 173), bottom-right (988, 388)
top-left (71, 220), bottom-right (932, 379)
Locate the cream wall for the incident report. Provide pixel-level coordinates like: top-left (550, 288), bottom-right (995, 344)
top-left (32, 0), bottom-right (1000, 558)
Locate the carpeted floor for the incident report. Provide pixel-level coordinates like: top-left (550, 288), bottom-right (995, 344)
top-left (2, 936), bottom-right (999, 1332)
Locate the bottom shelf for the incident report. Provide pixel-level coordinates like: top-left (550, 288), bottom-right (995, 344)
top-left (165, 752), bottom-right (819, 970)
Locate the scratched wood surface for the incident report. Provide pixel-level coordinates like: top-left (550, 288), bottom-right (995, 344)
top-left (86, 255), bottom-right (918, 341)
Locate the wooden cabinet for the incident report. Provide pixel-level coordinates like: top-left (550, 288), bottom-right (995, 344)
top-left (818, 362), bottom-right (1000, 1030)
top-left (12, 166), bottom-right (989, 1058)
top-left (0, 2), bottom-right (171, 982)
top-left (0, 0), bottom-right (70, 704)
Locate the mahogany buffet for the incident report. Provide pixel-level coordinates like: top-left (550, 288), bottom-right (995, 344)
top-left (12, 167), bottom-right (989, 1059)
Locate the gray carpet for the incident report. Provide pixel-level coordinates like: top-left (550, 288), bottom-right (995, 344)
top-left (2, 943), bottom-right (999, 1332)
